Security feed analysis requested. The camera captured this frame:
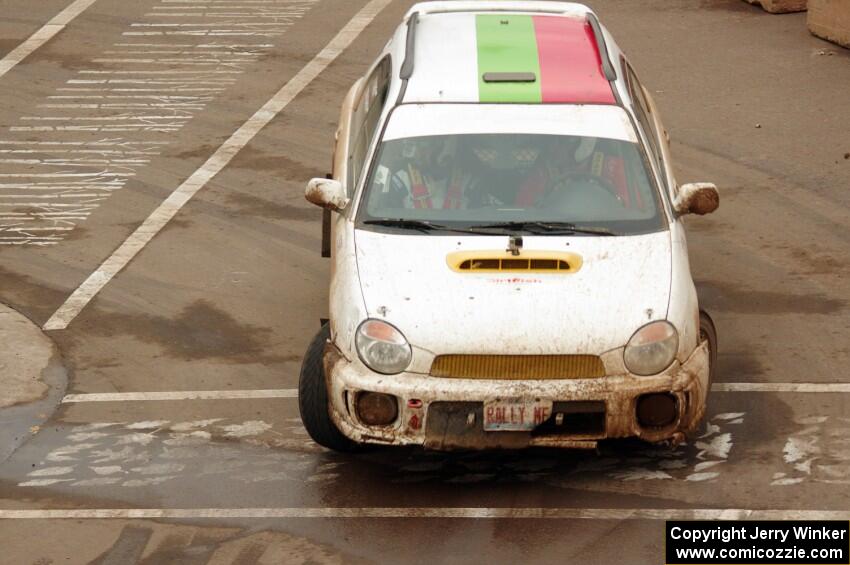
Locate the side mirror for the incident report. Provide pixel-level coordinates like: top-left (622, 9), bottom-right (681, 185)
top-left (305, 178), bottom-right (348, 212)
top-left (674, 182), bottom-right (719, 216)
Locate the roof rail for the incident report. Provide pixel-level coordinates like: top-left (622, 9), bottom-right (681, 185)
top-left (586, 13), bottom-right (617, 82)
top-left (399, 12), bottom-right (419, 80)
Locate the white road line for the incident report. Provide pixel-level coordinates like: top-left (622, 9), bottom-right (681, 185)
top-left (0, 0), bottom-right (100, 80)
top-left (59, 382), bottom-right (850, 403)
top-left (712, 382), bottom-right (850, 393)
top-left (61, 389), bottom-right (298, 402)
top-left (0, 507), bottom-right (847, 520)
top-left (43, 0), bottom-right (393, 331)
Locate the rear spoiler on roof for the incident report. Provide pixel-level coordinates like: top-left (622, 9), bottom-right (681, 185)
top-left (405, 1), bottom-right (591, 18)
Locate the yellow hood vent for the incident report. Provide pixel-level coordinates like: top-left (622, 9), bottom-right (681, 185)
top-left (446, 251), bottom-right (582, 274)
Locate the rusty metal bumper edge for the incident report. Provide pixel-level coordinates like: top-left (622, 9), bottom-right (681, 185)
top-left (323, 340), bottom-right (710, 450)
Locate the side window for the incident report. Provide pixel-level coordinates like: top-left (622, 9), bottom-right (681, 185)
top-left (348, 56), bottom-right (391, 194)
top-left (625, 64), bottom-right (668, 190)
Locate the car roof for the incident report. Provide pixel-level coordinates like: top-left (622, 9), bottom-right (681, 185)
top-left (392, 2), bottom-right (622, 105)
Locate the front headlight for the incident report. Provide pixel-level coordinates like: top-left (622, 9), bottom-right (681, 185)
top-left (355, 319), bottom-right (412, 374)
top-left (624, 321), bottom-right (679, 376)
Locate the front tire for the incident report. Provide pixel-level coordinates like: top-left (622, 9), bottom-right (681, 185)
top-left (699, 310), bottom-right (718, 387)
top-left (685, 311), bottom-right (718, 442)
top-left (298, 324), bottom-right (357, 452)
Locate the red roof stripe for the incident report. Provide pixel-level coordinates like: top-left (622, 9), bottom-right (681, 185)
top-left (532, 16), bottom-right (616, 105)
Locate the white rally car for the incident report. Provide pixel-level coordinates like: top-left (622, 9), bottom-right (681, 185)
top-left (299, 1), bottom-right (719, 451)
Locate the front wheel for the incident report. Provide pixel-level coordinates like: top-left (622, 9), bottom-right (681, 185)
top-left (686, 311), bottom-right (718, 441)
top-left (298, 324), bottom-right (357, 452)
top-left (699, 310), bottom-right (718, 387)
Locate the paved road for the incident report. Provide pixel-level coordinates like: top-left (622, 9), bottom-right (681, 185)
top-left (0, 0), bottom-right (849, 563)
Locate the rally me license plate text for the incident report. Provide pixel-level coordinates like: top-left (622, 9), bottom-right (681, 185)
top-left (483, 399), bottom-right (553, 431)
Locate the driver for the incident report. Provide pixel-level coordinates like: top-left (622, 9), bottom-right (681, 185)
top-left (514, 136), bottom-right (597, 206)
top-left (514, 136), bottom-right (638, 208)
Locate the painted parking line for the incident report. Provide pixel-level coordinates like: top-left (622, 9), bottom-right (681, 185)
top-left (1, 1), bottom-right (316, 247)
top-left (0, 0), bottom-right (100, 80)
top-left (1, 507), bottom-right (848, 520)
top-left (42, 0), bottom-right (394, 331)
top-left (712, 382), bottom-right (850, 393)
top-left (61, 389), bottom-right (298, 402)
top-left (59, 382), bottom-right (850, 403)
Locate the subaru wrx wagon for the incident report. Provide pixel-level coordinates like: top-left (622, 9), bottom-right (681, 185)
top-left (299, 1), bottom-right (720, 452)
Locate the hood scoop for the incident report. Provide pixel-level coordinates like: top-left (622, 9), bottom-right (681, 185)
top-left (447, 250), bottom-right (583, 274)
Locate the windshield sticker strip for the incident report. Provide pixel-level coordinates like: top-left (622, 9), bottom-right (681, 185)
top-left (476, 15), bottom-right (542, 103)
top-left (532, 16), bottom-right (616, 104)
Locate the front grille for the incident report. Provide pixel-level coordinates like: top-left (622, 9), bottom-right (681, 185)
top-left (430, 354), bottom-right (605, 380)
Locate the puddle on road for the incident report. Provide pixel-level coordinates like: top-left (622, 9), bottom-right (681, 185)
top-left (16, 417), bottom-right (318, 489)
top-left (11, 413), bottom-right (745, 491)
top-left (9, 403), bottom-right (850, 497)
top-left (772, 415), bottom-right (850, 486)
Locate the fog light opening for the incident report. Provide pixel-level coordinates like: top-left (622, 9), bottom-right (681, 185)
top-left (636, 393), bottom-right (678, 428)
top-left (356, 391), bottom-right (398, 427)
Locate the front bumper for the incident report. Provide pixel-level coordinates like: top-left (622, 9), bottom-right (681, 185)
top-left (323, 341), bottom-right (710, 450)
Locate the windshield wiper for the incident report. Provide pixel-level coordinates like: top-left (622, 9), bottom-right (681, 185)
top-left (363, 219), bottom-right (441, 233)
top-left (473, 221), bottom-right (617, 236)
top-left (362, 219), bottom-right (493, 236)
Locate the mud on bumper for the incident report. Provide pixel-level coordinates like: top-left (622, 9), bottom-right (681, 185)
top-left (323, 342), bottom-right (710, 450)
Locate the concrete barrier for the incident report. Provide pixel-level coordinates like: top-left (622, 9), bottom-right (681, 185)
top-left (744, 0), bottom-right (807, 13)
top-left (809, 0), bottom-right (850, 48)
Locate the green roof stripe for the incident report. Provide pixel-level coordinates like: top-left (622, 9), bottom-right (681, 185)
top-left (476, 14), bottom-right (542, 103)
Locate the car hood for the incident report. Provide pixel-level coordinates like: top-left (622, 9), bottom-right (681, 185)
top-left (354, 229), bottom-right (671, 355)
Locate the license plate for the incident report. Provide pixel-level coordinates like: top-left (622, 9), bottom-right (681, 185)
top-left (483, 398), bottom-right (553, 431)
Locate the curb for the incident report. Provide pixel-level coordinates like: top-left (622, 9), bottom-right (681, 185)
top-left (0, 303), bottom-right (67, 462)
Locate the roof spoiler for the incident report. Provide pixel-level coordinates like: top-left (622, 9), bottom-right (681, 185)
top-left (409, 2), bottom-right (585, 17)
top-left (586, 13), bottom-right (617, 82)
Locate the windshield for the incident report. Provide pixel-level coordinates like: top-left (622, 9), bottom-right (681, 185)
top-left (358, 131), bottom-right (664, 235)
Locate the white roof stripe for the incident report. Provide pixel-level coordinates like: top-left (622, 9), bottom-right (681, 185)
top-left (403, 13), bottom-right (479, 103)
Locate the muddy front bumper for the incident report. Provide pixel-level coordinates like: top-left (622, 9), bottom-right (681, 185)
top-left (323, 342), bottom-right (710, 450)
